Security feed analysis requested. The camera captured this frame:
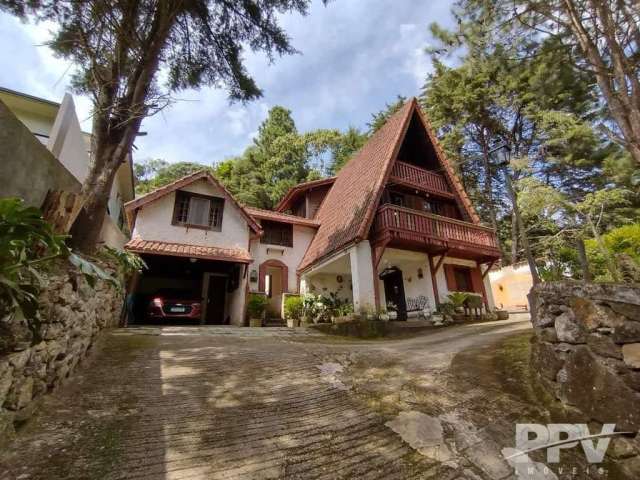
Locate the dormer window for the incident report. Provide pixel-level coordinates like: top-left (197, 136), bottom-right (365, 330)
top-left (172, 191), bottom-right (224, 231)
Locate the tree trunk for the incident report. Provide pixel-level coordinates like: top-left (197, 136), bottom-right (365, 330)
top-left (510, 211), bottom-right (518, 265)
top-left (69, 149), bottom-right (125, 253)
top-left (576, 236), bottom-right (592, 282)
top-left (480, 133), bottom-right (506, 260)
top-left (562, 0), bottom-right (640, 166)
top-left (505, 171), bottom-right (540, 284)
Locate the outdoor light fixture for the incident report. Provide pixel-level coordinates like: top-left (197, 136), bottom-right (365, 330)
top-left (189, 257), bottom-right (197, 263)
top-left (249, 269), bottom-right (258, 283)
top-left (489, 141), bottom-right (511, 167)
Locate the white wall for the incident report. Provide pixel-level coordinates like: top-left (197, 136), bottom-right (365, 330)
top-left (304, 273), bottom-right (353, 302)
top-left (132, 179), bottom-right (251, 251)
top-left (349, 240), bottom-right (376, 312)
top-left (377, 249), bottom-right (435, 312)
top-left (249, 223), bottom-right (316, 293)
top-left (48, 94), bottom-right (90, 183)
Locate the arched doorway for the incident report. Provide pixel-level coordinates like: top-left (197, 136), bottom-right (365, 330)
top-left (259, 260), bottom-right (289, 318)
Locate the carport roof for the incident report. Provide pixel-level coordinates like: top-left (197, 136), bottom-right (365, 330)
top-left (125, 239), bottom-right (252, 263)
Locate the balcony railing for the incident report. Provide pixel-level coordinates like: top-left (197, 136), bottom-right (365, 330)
top-left (389, 161), bottom-right (452, 196)
top-left (373, 204), bottom-right (500, 253)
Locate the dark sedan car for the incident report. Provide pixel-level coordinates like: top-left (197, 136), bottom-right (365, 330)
top-left (146, 289), bottom-right (202, 321)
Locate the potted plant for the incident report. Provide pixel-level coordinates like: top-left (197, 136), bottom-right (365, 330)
top-left (284, 295), bottom-right (303, 328)
top-left (247, 293), bottom-right (269, 327)
top-left (446, 291), bottom-right (470, 322)
top-left (331, 302), bottom-right (355, 324)
top-left (386, 302), bottom-right (398, 320)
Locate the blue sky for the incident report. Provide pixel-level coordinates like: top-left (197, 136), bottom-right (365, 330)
top-left (0, 1), bottom-right (455, 166)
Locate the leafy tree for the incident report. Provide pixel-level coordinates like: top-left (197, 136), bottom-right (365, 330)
top-left (506, 0), bottom-right (640, 166)
top-left (422, 0), bottom-right (622, 279)
top-left (0, 0), bottom-right (324, 252)
top-left (327, 127), bottom-right (368, 175)
top-left (585, 223), bottom-right (640, 281)
top-left (368, 96), bottom-right (407, 134)
top-left (216, 106), bottom-right (367, 208)
top-left (135, 160), bottom-right (211, 195)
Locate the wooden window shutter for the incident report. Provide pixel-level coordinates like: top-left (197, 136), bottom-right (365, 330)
top-left (470, 267), bottom-right (487, 305)
top-left (444, 264), bottom-right (457, 291)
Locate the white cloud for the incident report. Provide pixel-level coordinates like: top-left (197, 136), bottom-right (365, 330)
top-left (0, 1), bottom-right (456, 165)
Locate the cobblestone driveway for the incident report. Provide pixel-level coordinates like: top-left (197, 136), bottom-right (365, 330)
top-left (0, 321), bottom-right (530, 480)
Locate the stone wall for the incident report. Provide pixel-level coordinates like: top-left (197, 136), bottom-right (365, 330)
top-left (0, 261), bottom-right (123, 440)
top-left (530, 282), bottom-right (640, 474)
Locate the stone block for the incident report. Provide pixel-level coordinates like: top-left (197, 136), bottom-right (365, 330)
top-left (622, 371), bottom-right (640, 391)
top-left (0, 409), bottom-right (15, 442)
top-left (7, 350), bottom-right (30, 371)
top-left (0, 362), bottom-right (13, 405)
top-left (562, 346), bottom-right (640, 431)
top-left (538, 327), bottom-right (558, 343)
top-left (609, 436), bottom-right (639, 459)
top-left (622, 344), bottom-right (640, 369)
top-left (572, 297), bottom-right (624, 331)
top-left (555, 311), bottom-right (586, 343)
top-left (613, 321), bottom-right (640, 344)
top-left (608, 301), bottom-right (640, 322)
top-left (532, 342), bottom-right (564, 381)
top-left (587, 333), bottom-right (623, 359)
top-left (4, 376), bottom-right (33, 411)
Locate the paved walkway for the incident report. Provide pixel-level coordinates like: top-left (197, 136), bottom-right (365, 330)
top-left (0, 319), bottom-right (531, 480)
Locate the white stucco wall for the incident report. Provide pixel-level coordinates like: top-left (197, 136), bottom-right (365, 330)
top-left (304, 273), bottom-right (353, 302)
top-left (349, 240), bottom-right (376, 312)
top-left (48, 94), bottom-right (90, 183)
top-left (132, 179), bottom-right (251, 250)
top-left (249, 223), bottom-right (316, 294)
top-left (377, 249), bottom-right (435, 312)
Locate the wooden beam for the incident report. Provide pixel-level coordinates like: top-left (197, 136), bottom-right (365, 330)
top-left (481, 259), bottom-right (497, 279)
top-left (428, 254), bottom-right (440, 306)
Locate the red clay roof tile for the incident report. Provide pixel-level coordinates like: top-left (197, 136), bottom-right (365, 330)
top-left (125, 239), bottom-right (252, 263)
top-left (298, 99), bottom-right (482, 272)
top-left (244, 206), bottom-right (320, 227)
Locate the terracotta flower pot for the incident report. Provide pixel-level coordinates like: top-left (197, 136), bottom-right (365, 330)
top-left (249, 318), bottom-right (262, 327)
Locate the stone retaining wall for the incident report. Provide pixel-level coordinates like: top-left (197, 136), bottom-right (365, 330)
top-left (0, 261), bottom-right (123, 440)
top-left (530, 282), bottom-right (640, 474)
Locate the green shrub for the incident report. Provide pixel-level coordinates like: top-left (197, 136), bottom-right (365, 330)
top-left (447, 291), bottom-right (470, 309)
top-left (283, 295), bottom-right (303, 320)
top-left (247, 293), bottom-right (269, 318)
top-left (586, 223), bottom-right (640, 281)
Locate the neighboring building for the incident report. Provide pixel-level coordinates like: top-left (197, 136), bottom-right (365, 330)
top-left (0, 87), bottom-right (134, 248)
top-left (124, 99), bottom-right (501, 325)
top-left (489, 263), bottom-right (533, 311)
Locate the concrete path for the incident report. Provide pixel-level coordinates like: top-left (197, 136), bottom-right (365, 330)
top-left (0, 318), bottom-right (531, 480)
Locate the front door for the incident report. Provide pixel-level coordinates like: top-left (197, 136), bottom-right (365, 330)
top-left (206, 275), bottom-right (227, 324)
top-left (381, 267), bottom-right (407, 320)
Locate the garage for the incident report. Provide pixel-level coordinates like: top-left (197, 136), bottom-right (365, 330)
top-left (125, 239), bottom-right (250, 326)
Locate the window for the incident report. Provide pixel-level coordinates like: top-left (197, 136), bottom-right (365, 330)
top-left (261, 220), bottom-right (293, 247)
top-left (172, 191), bottom-right (224, 230)
top-left (453, 267), bottom-right (473, 292)
top-left (390, 193), bottom-right (405, 207)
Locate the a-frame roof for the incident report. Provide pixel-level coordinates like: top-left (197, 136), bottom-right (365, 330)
top-left (124, 170), bottom-right (262, 234)
top-left (298, 98), bottom-right (480, 272)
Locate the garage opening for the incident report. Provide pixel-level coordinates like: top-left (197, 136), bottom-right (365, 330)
top-left (129, 254), bottom-right (242, 326)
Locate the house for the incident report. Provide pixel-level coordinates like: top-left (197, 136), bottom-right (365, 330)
top-left (489, 263), bottom-right (533, 311)
top-left (0, 87), bottom-right (134, 248)
top-left (124, 98), bottom-right (501, 325)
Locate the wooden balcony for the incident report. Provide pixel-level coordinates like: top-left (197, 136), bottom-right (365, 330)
top-left (372, 204), bottom-right (501, 261)
top-left (389, 161), bottom-right (454, 198)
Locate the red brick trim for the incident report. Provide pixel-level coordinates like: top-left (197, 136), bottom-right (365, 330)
top-left (258, 259), bottom-right (289, 293)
